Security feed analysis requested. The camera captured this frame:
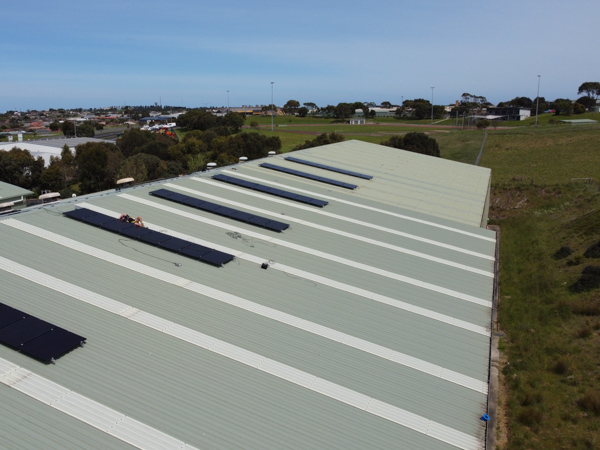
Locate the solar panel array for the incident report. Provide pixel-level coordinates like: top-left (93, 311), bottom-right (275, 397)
top-left (0, 302), bottom-right (85, 363)
top-left (259, 162), bottom-right (358, 190)
top-left (63, 208), bottom-right (234, 267)
top-left (149, 188), bottom-right (290, 232)
top-left (212, 174), bottom-right (329, 207)
top-left (285, 156), bottom-right (373, 180)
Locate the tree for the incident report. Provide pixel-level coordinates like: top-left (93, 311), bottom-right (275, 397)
top-left (506, 97), bottom-right (533, 108)
top-left (382, 132), bottom-right (440, 157)
top-left (552, 99), bottom-right (574, 116)
top-left (573, 102), bottom-right (587, 114)
top-left (249, 121), bottom-right (260, 131)
top-left (283, 100), bottom-right (300, 115)
top-left (576, 96), bottom-right (596, 110)
top-left (61, 121), bottom-right (75, 137)
top-left (381, 101), bottom-right (393, 109)
top-left (352, 102), bottom-right (370, 119)
top-left (297, 107), bottom-right (309, 118)
top-left (291, 133), bottom-right (345, 151)
top-left (303, 102), bottom-right (319, 114)
top-left (222, 112), bottom-right (245, 133)
top-left (76, 121), bottom-right (95, 138)
top-left (0, 147), bottom-right (44, 189)
top-left (396, 99), bottom-right (444, 120)
top-left (333, 103), bottom-right (355, 120)
top-left (116, 129), bottom-right (156, 158)
top-left (75, 142), bottom-right (123, 193)
top-left (49, 121), bottom-right (61, 132)
top-left (577, 82), bottom-right (600, 100)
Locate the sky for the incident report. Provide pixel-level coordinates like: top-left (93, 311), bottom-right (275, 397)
top-left (2, 1), bottom-right (599, 112)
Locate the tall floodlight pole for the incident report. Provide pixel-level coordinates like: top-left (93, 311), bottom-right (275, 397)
top-left (271, 82), bottom-right (275, 131)
top-left (430, 87), bottom-right (435, 124)
top-left (535, 75), bottom-right (540, 127)
top-left (227, 90), bottom-right (230, 114)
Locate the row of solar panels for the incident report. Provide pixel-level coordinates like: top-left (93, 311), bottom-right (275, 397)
top-left (212, 174), bottom-right (329, 208)
top-left (63, 208), bottom-right (235, 267)
top-left (259, 162), bottom-right (358, 190)
top-left (284, 156), bottom-right (373, 180)
top-left (0, 303), bottom-right (85, 363)
top-left (149, 189), bottom-right (290, 232)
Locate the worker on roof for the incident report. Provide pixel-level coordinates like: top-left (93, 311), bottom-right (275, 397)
top-left (119, 213), bottom-right (145, 228)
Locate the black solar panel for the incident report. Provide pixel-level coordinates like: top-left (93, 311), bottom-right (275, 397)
top-left (158, 237), bottom-right (192, 252)
top-left (211, 173), bottom-right (328, 207)
top-left (63, 207), bottom-right (234, 267)
top-left (0, 303), bottom-right (85, 363)
top-left (284, 156), bottom-right (373, 180)
top-left (259, 162), bottom-right (358, 190)
top-left (0, 303), bottom-right (28, 328)
top-left (20, 328), bottom-right (86, 363)
top-left (149, 189), bottom-right (290, 232)
top-left (200, 250), bottom-right (236, 266)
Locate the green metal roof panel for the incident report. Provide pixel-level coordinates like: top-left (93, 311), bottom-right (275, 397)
top-left (0, 141), bottom-right (494, 449)
top-left (0, 180), bottom-right (34, 201)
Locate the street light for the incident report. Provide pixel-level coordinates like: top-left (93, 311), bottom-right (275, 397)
top-left (271, 82), bottom-right (275, 131)
top-left (535, 75), bottom-right (540, 127)
top-left (430, 87), bottom-right (435, 124)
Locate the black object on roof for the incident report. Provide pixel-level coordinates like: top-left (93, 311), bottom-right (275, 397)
top-left (212, 174), bottom-right (328, 207)
top-left (284, 156), bottom-right (373, 180)
top-left (259, 162), bottom-right (358, 190)
top-left (0, 302), bottom-right (86, 364)
top-left (149, 189), bottom-right (289, 232)
top-left (63, 208), bottom-right (234, 267)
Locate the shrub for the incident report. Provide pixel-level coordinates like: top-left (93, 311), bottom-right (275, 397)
top-left (553, 357), bottom-right (570, 375)
top-left (584, 241), bottom-right (600, 258)
top-left (576, 391), bottom-right (600, 416)
top-left (553, 246), bottom-right (573, 260)
top-left (570, 266), bottom-right (600, 292)
top-left (516, 407), bottom-right (543, 427)
top-left (382, 132), bottom-right (440, 157)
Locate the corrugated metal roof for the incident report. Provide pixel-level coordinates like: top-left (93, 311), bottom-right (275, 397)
top-left (0, 140), bottom-right (494, 449)
top-left (0, 181), bottom-right (34, 201)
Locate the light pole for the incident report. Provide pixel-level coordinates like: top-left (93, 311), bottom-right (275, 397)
top-left (270, 82), bottom-right (275, 131)
top-left (535, 75), bottom-right (540, 127)
top-left (430, 87), bottom-right (435, 124)
top-left (227, 90), bottom-right (230, 114)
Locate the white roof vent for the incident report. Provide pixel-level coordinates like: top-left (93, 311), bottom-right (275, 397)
top-left (206, 162), bottom-right (217, 169)
top-left (239, 156), bottom-right (248, 162)
top-left (0, 201), bottom-right (15, 214)
top-left (116, 177), bottom-right (135, 191)
top-left (38, 192), bottom-right (61, 203)
top-left (268, 151), bottom-right (276, 156)
top-left (117, 177), bottom-right (134, 185)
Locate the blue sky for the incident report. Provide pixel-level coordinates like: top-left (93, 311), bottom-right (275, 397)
top-left (2, 1), bottom-right (599, 111)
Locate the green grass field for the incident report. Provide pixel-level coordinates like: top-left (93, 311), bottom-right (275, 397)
top-left (479, 125), bottom-right (600, 449)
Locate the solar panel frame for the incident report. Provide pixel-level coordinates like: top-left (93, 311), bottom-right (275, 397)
top-left (178, 244), bottom-right (214, 259)
top-left (259, 162), bottom-right (358, 189)
top-left (0, 304), bottom-right (28, 328)
top-left (158, 237), bottom-right (193, 252)
top-left (149, 188), bottom-right (290, 232)
top-left (63, 208), bottom-right (98, 220)
top-left (284, 156), bottom-right (374, 180)
top-left (200, 250), bottom-right (236, 267)
top-left (19, 328), bottom-right (86, 363)
top-left (63, 207), bottom-right (235, 267)
top-left (138, 231), bottom-right (173, 246)
top-left (0, 316), bottom-right (54, 349)
top-left (211, 173), bottom-right (328, 207)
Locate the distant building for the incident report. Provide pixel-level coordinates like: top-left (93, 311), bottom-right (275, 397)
top-left (486, 106), bottom-right (531, 121)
